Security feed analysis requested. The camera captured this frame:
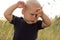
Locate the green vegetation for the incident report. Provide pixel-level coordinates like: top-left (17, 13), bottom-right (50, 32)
top-left (0, 16), bottom-right (60, 40)
top-left (0, 20), bottom-right (14, 40)
top-left (37, 16), bottom-right (60, 40)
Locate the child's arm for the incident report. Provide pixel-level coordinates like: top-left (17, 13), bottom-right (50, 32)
top-left (41, 11), bottom-right (51, 28)
top-left (36, 8), bottom-right (51, 28)
top-left (4, 1), bottom-right (25, 22)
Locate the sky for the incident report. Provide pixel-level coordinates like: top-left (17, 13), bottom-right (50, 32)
top-left (0, 0), bottom-right (60, 20)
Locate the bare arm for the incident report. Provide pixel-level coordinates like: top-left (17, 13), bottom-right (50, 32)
top-left (4, 4), bottom-right (18, 22)
top-left (41, 12), bottom-right (51, 28)
top-left (4, 1), bottom-right (25, 22)
top-left (36, 8), bottom-right (51, 28)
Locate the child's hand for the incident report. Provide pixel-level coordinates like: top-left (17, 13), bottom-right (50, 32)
top-left (36, 8), bottom-right (43, 17)
top-left (17, 1), bottom-right (26, 8)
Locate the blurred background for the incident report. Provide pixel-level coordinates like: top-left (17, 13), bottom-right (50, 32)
top-left (0, 0), bottom-right (60, 40)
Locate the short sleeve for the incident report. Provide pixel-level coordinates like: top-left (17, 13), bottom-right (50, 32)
top-left (10, 15), bottom-right (21, 25)
top-left (37, 20), bottom-right (43, 30)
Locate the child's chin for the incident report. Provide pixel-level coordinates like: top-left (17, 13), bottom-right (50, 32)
top-left (31, 20), bottom-right (37, 23)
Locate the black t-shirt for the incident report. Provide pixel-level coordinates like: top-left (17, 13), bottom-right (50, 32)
top-left (10, 15), bottom-right (43, 40)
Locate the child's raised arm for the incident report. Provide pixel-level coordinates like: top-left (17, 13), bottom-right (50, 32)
top-left (4, 1), bottom-right (26, 22)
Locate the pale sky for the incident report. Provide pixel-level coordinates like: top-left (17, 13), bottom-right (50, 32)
top-left (0, 0), bottom-right (60, 20)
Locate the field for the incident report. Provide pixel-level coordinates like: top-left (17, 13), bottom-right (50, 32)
top-left (0, 16), bottom-right (60, 40)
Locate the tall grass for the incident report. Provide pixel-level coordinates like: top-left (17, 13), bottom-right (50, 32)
top-left (37, 17), bottom-right (60, 40)
top-left (0, 17), bottom-right (60, 40)
top-left (0, 20), bottom-right (14, 40)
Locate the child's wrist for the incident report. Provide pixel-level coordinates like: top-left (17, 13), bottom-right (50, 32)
top-left (40, 11), bottom-right (44, 17)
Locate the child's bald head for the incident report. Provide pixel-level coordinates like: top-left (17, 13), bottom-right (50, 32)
top-left (26, 0), bottom-right (41, 10)
top-left (22, 0), bottom-right (42, 14)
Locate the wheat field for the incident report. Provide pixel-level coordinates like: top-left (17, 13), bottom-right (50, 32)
top-left (0, 17), bottom-right (60, 40)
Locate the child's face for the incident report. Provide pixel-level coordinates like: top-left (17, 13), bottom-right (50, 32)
top-left (23, 4), bottom-right (42, 23)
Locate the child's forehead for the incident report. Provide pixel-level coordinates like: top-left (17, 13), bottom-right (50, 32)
top-left (26, 7), bottom-right (41, 12)
top-left (26, 4), bottom-right (42, 11)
